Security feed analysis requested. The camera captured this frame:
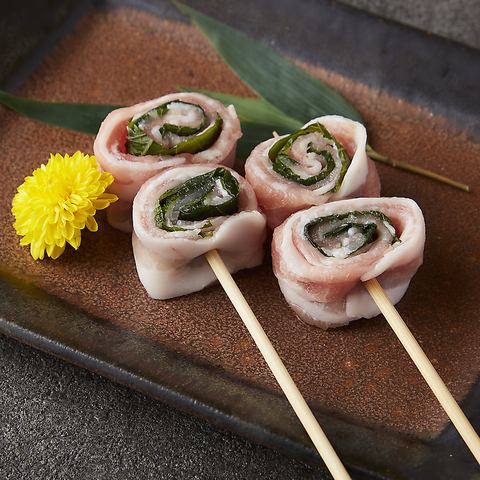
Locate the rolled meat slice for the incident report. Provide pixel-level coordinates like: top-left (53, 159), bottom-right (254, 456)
top-left (245, 115), bottom-right (381, 228)
top-left (132, 164), bottom-right (266, 299)
top-left (94, 92), bottom-right (242, 231)
top-left (272, 197), bottom-right (425, 329)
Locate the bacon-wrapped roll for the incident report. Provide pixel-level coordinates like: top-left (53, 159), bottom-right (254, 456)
top-left (245, 116), bottom-right (380, 228)
top-left (94, 93), bottom-right (242, 231)
top-left (132, 165), bottom-right (266, 299)
top-left (272, 197), bottom-right (425, 329)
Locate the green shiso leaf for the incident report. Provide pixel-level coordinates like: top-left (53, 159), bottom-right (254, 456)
top-left (174, 1), bottom-right (363, 123)
top-left (0, 90), bottom-right (118, 135)
top-left (146, 113), bottom-right (222, 155)
top-left (268, 122), bottom-right (350, 188)
top-left (126, 99), bottom-right (223, 156)
top-left (154, 166), bottom-right (239, 232)
top-left (304, 210), bottom-right (399, 258)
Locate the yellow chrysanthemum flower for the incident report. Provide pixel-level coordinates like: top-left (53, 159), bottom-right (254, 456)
top-left (12, 151), bottom-right (118, 260)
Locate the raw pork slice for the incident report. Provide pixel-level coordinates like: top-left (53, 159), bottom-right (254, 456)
top-left (272, 197), bottom-right (425, 328)
top-left (94, 92), bottom-right (242, 231)
top-left (245, 115), bottom-right (380, 228)
top-left (133, 164), bottom-right (266, 299)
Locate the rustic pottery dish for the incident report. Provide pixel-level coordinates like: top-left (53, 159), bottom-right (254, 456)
top-left (0, 1), bottom-right (479, 478)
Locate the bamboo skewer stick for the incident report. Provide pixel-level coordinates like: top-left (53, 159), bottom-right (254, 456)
top-left (364, 278), bottom-right (480, 463)
top-left (205, 249), bottom-right (351, 480)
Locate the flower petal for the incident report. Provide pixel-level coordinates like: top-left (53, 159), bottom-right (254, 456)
top-left (86, 215), bottom-right (98, 232)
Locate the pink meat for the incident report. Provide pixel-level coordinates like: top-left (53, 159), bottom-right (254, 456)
top-left (93, 93), bottom-right (242, 232)
top-left (272, 197), bottom-right (425, 328)
top-left (132, 165), bottom-right (266, 299)
top-left (245, 115), bottom-right (380, 229)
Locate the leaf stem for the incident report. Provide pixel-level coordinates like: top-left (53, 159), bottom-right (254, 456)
top-left (366, 145), bottom-right (470, 193)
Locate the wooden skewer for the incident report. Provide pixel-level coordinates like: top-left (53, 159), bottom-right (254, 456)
top-left (205, 249), bottom-right (351, 480)
top-left (364, 278), bottom-right (480, 463)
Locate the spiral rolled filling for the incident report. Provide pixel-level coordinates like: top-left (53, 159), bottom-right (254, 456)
top-left (126, 101), bottom-right (223, 156)
top-left (268, 123), bottom-right (350, 193)
top-left (304, 211), bottom-right (399, 259)
top-left (154, 167), bottom-right (239, 235)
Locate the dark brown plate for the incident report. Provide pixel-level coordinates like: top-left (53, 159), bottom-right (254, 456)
top-left (1, 1), bottom-right (479, 478)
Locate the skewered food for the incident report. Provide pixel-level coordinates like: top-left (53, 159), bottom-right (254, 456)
top-left (272, 197), bottom-right (425, 328)
top-left (132, 164), bottom-right (266, 299)
top-left (94, 93), bottom-right (242, 231)
top-left (245, 116), bottom-right (380, 228)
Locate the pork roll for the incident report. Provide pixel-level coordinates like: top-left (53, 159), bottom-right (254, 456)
top-left (94, 93), bottom-right (242, 231)
top-left (272, 197), bottom-right (425, 328)
top-left (132, 165), bottom-right (266, 299)
top-left (245, 116), bottom-right (380, 228)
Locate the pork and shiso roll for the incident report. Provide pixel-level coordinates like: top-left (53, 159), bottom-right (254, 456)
top-left (245, 115), bottom-right (380, 229)
top-left (94, 93), bottom-right (242, 231)
top-left (272, 197), bottom-right (425, 329)
top-left (132, 165), bottom-right (266, 299)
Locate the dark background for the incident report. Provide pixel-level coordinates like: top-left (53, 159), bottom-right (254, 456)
top-left (1, 1), bottom-right (478, 479)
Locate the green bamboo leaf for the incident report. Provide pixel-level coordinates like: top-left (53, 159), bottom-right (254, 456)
top-left (0, 90), bottom-right (119, 135)
top-left (174, 1), bottom-right (363, 123)
top-left (236, 122), bottom-right (281, 160)
top-left (0, 90), bottom-right (275, 164)
top-left (180, 87), bottom-right (302, 130)
top-left (0, 89), bottom-right (270, 161)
